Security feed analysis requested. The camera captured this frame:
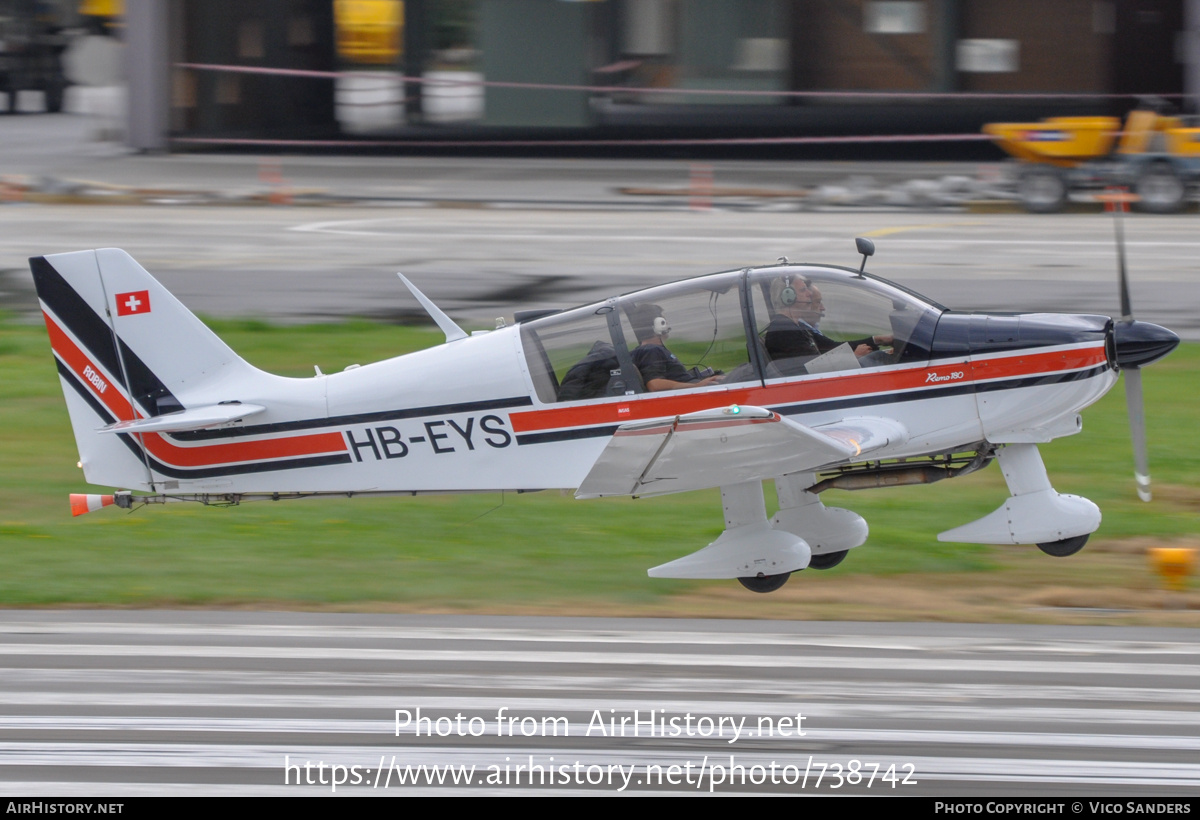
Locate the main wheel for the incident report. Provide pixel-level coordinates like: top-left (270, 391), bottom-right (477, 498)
top-left (737, 572), bottom-right (791, 593)
top-left (807, 550), bottom-right (848, 570)
top-left (1017, 166), bottom-right (1068, 213)
top-left (1036, 534), bottom-right (1089, 557)
top-left (1135, 163), bottom-right (1186, 214)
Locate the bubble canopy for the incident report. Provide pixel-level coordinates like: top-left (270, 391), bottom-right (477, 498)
top-left (519, 266), bottom-right (945, 405)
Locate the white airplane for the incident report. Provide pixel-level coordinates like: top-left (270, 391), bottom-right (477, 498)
top-left (32, 233), bottom-right (1178, 592)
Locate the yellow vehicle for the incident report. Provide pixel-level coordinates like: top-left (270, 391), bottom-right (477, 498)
top-left (985, 109), bottom-right (1200, 213)
top-left (78, 0), bottom-right (406, 65)
top-left (78, 0), bottom-right (122, 34)
top-left (335, 0), bottom-right (403, 65)
top-left (78, 0), bottom-right (122, 15)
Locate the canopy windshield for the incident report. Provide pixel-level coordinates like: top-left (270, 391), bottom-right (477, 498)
top-left (746, 267), bottom-right (942, 380)
top-left (519, 267), bottom-right (943, 404)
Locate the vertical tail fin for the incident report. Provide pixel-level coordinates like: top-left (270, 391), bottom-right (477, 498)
top-left (31, 249), bottom-right (258, 489)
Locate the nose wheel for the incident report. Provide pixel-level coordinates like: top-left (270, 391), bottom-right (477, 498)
top-left (738, 572), bottom-right (791, 593)
top-left (807, 550), bottom-right (848, 570)
top-left (1037, 534), bottom-right (1089, 557)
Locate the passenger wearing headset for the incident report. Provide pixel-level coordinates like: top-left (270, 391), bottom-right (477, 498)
top-left (629, 303), bottom-right (724, 392)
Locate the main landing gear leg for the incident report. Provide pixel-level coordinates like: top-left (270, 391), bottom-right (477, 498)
top-left (647, 481), bottom-right (810, 592)
top-left (937, 444), bottom-right (1100, 551)
top-left (772, 473), bottom-right (868, 570)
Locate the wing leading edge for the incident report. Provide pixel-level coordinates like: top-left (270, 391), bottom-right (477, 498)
top-left (575, 405), bottom-right (908, 498)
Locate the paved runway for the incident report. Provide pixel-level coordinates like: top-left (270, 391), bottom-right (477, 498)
top-left (3, 206), bottom-right (1197, 340)
top-left (0, 612), bottom-right (1197, 796)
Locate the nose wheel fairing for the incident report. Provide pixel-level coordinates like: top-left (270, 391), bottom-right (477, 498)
top-left (938, 443), bottom-right (1100, 546)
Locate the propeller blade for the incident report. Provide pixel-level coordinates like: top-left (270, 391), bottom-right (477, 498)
top-left (1114, 202), bottom-right (1133, 323)
top-left (1099, 188), bottom-right (1154, 501)
top-left (1122, 366), bottom-right (1152, 502)
top-left (1097, 188), bottom-right (1137, 322)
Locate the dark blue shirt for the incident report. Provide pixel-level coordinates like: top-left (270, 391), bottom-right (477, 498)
top-left (632, 343), bottom-right (693, 384)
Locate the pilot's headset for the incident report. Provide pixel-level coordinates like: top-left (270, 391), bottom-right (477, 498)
top-left (771, 275), bottom-right (804, 310)
top-left (632, 303), bottom-right (670, 342)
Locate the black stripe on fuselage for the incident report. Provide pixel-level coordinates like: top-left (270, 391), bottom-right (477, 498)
top-left (147, 451), bottom-right (353, 479)
top-left (33, 256), bottom-right (182, 417)
top-left (768, 364), bottom-right (1108, 418)
top-left (56, 358), bottom-right (353, 479)
top-left (977, 364), bottom-right (1110, 391)
top-left (516, 425), bottom-right (620, 446)
top-left (513, 364), bottom-right (1110, 446)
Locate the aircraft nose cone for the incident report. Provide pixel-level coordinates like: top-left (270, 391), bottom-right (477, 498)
top-left (1111, 320), bottom-right (1180, 369)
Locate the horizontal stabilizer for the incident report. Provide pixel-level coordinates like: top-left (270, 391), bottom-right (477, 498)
top-left (97, 403), bottom-right (266, 435)
top-left (577, 406), bottom-right (906, 498)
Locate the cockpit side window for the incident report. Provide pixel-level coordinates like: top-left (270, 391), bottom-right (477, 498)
top-left (521, 304), bottom-right (642, 403)
top-left (617, 273), bottom-right (758, 392)
top-left (750, 268), bottom-right (940, 377)
top-left (520, 271), bottom-right (763, 403)
top-left (815, 281), bottom-right (897, 347)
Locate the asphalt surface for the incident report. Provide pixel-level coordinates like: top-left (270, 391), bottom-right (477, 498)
top-left (0, 612), bottom-right (1197, 797)
top-left (3, 203), bottom-right (1197, 343)
top-left (2, 108), bottom-right (995, 208)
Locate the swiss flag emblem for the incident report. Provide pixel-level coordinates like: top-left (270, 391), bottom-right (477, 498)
top-left (115, 290), bottom-right (151, 316)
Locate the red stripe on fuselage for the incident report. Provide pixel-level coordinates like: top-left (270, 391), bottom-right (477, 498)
top-left (510, 345), bottom-right (1107, 434)
top-left (614, 414), bottom-right (779, 437)
top-left (43, 310), bottom-right (346, 468)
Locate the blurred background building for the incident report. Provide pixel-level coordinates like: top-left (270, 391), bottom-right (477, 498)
top-left (5, 0), bottom-right (1200, 156)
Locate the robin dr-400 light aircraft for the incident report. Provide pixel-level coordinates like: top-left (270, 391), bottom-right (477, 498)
top-left (33, 234), bottom-right (1178, 593)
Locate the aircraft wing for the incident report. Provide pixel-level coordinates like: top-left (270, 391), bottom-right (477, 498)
top-left (96, 402), bottom-right (267, 435)
top-left (575, 405), bottom-right (907, 498)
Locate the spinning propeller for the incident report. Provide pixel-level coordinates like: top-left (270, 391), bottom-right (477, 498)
top-left (1096, 190), bottom-right (1180, 502)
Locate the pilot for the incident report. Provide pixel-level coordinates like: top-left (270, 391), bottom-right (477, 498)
top-left (763, 277), bottom-right (890, 367)
top-left (628, 303), bottom-right (723, 392)
top-left (762, 276), bottom-right (820, 367)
